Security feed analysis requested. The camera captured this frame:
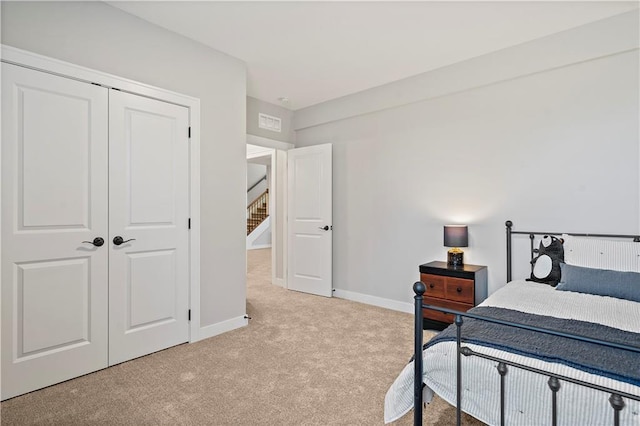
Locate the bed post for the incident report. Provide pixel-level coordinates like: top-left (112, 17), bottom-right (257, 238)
top-left (413, 281), bottom-right (425, 426)
top-left (506, 221), bottom-right (513, 282)
top-left (455, 314), bottom-right (463, 426)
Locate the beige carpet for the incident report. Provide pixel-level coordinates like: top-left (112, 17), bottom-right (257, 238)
top-left (1, 248), bottom-right (483, 425)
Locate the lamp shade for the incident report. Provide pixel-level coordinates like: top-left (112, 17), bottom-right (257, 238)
top-left (444, 225), bottom-right (468, 248)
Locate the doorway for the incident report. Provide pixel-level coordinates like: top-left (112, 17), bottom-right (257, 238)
top-left (246, 137), bottom-right (292, 289)
top-left (247, 150), bottom-right (272, 251)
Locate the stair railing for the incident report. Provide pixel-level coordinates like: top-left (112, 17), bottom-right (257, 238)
top-left (247, 189), bottom-right (269, 235)
top-left (247, 175), bottom-right (267, 194)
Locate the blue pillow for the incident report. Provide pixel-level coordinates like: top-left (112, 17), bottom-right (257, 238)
top-left (556, 263), bottom-right (640, 303)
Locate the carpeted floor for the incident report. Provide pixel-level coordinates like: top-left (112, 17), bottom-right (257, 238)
top-left (1, 248), bottom-right (483, 425)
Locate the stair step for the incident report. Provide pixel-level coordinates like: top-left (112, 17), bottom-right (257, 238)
top-left (246, 210), bottom-right (269, 235)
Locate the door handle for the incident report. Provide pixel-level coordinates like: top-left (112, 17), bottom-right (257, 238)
top-left (113, 236), bottom-right (136, 246)
top-left (82, 237), bottom-right (105, 247)
top-left (319, 226), bottom-right (330, 231)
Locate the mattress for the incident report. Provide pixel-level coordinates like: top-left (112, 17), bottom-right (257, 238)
top-left (384, 280), bottom-right (640, 425)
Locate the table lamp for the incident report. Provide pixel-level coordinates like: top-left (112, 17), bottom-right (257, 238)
top-left (444, 225), bottom-right (468, 267)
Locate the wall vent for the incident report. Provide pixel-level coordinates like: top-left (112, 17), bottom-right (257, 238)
top-left (258, 113), bottom-right (282, 133)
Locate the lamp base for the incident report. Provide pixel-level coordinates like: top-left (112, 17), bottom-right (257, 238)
top-left (447, 249), bottom-right (464, 267)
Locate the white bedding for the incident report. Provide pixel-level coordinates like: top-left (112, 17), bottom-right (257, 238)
top-left (384, 280), bottom-right (640, 425)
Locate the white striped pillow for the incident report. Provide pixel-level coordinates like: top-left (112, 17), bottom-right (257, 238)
top-left (562, 234), bottom-right (640, 272)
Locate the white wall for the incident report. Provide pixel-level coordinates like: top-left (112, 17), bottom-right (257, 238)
top-left (1, 1), bottom-right (248, 329)
top-left (295, 11), bottom-right (640, 306)
top-left (247, 163), bottom-right (267, 205)
top-left (248, 164), bottom-right (266, 190)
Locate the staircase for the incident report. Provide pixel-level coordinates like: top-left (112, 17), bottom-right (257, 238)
top-left (247, 189), bottom-right (269, 235)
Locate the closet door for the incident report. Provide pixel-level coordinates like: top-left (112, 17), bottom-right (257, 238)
top-left (108, 90), bottom-right (190, 365)
top-left (1, 64), bottom-right (109, 400)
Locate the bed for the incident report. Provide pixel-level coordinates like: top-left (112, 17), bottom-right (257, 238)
top-left (384, 221), bottom-right (640, 425)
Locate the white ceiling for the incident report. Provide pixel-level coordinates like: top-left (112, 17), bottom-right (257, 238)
top-left (109, 1), bottom-right (639, 110)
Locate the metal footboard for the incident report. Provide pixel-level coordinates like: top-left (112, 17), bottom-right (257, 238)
top-left (413, 283), bottom-right (640, 426)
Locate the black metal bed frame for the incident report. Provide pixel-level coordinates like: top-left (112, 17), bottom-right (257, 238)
top-left (413, 220), bottom-right (640, 426)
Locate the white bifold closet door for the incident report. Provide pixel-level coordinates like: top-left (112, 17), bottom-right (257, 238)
top-left (1, 63), bottom-right (110, 400)
top-left (108, 90), bottom-right (190, 366)
top-left (1, 63), bottom-right (190, 400)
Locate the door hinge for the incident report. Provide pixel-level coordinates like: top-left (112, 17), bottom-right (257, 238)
top-left (188, 218), bottom-right (191, 229)
top-left (188, 309), bottom-right (191, 321)
top-left (188, 127), bottom-right (191, 138)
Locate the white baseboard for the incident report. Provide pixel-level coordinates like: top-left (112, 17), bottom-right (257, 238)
top-left (246, 216), bottom-right (271, 249)
top-left (247, 244), bottom-right (272, 250)
top-left (194, 315), bottom-right (248, 342)
top-left (333, 289), bottom-right (413, 314)
top-left (273, 277), bottom-right (286, 288)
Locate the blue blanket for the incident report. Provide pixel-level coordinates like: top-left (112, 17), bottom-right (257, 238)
top-left (425, 306), bottom-right (640, 387)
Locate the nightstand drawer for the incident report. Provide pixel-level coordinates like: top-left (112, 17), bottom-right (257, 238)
top-left (445, 277), bottom-right (474, 303)
top-left (418, 261), bottom-right (488, 330)
top-left (420, 273), bottom-right (445, 299)
top-left (422, 296), bottom-right (473, 324)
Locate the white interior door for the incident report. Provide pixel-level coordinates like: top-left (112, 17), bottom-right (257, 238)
top-left (287, 144), bottom-right (332, 297)
top-left (1, 63), bottom-right (109, 399)
top-left (108, 90), bottom-right (190, 365)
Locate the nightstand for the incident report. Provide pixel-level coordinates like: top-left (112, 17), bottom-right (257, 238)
top-left (418, 261), bottom-right (488, 331)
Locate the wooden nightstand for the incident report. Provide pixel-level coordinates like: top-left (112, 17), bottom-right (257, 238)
top-left (418, 261), bottom-right (488, 331)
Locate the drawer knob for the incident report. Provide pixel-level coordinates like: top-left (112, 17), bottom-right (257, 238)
top-left (456, 287), bottom-right (462, 293)
top-left (429, 283), bottom-right (434, 289)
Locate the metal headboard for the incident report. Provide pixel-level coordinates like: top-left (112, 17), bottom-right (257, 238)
top-left (505, 220), bottom-right (640, 282)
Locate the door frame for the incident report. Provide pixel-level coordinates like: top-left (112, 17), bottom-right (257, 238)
top-left (246, 145), bottom-right (274, 251)
top-left (246, 134), bottom-right (293, 288)
top-left (0, 45), bottom-right (203, 342)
